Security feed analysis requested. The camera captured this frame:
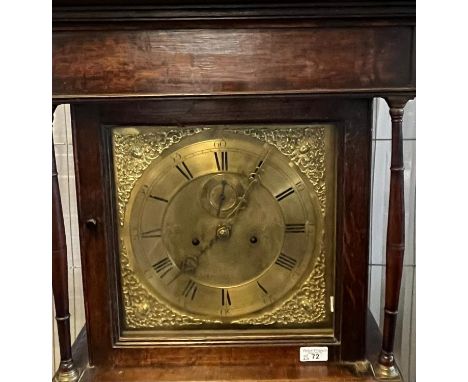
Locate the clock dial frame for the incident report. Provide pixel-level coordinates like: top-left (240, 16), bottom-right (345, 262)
top-left (122, 131), bottom-right (323, 320)
top-left (111, 123), bottom-right (337, 343)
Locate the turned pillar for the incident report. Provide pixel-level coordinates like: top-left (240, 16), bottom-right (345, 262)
top-left (373, 97), bottom-right (411, 380)
top-left (52, 106), bottom-right (79, 382)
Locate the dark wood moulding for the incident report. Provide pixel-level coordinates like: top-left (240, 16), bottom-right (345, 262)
top-left (53, 26), bottom-right (414, 101)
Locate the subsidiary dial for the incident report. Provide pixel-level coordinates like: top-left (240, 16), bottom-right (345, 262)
top-left (200, 174), bottom-right (245, 218)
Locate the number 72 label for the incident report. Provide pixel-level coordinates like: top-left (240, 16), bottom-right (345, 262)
top-left (299, 347), bottom-right (328, 362)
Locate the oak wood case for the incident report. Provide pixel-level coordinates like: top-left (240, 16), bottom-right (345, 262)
top-left (71, 96), bottom-right (371, 369)
top-left (53, 1), bottom-right (415, 380)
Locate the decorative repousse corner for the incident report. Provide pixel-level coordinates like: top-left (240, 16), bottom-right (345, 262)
top-left (112, 126), bottom-right (329, 328)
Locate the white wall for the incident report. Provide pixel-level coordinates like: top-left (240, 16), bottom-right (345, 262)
top-left (52, 99), bottom-right (416, 381)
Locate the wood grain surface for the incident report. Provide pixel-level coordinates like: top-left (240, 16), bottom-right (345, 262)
top-left (71, 310), bottom-right (383, 381)
top-left (80, 366), bottom-right (377, 382)
top-left (53, 26), bottom-right (414, 99)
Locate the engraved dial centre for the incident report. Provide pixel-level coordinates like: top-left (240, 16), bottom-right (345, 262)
top-left (162, 173), bottom-right (285, 288)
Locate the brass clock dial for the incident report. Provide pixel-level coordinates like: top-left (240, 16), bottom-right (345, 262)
top-left (122, 131), bottom-right (323, 321)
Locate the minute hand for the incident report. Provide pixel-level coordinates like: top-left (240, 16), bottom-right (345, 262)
top-left (225, 148), bottom-right (271, 220)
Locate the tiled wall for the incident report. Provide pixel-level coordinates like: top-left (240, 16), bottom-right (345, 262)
top-left (52, 99), bottom-right (416, 381)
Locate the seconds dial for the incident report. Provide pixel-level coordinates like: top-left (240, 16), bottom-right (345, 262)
top-left (123, 131), bottom-right (322, 320)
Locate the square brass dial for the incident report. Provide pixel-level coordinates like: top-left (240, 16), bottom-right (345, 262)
top-left (111, 124), bottom-right (336, 343)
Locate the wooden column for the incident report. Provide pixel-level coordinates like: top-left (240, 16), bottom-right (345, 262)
top-left (373, 97), bottom-right (410, 380)
top-left (52, 107), bottom-right (79, 382)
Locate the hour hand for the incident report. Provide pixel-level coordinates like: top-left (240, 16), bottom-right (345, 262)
top-left (173, 234), bottom-right (218, 280)
top-left (167, 256), bottom-right (198, 285)
top-left (180, 256), bottom-right (199, 274)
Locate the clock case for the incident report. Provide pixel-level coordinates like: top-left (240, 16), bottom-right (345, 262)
top-left (71, 96), bottom-right (372, 368)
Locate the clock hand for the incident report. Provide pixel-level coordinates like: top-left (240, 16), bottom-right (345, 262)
top-left (167, 253), bottom-right (203, 285)
top-left (172, 232), bottom-right (219, 281)
top-left (216, 180), bottom-right (227, 217)
top-left (226, 148), bottom-right (271, 220)
top-left (225, 177), bottom-right (257, 219)
top-left (249, 147), bottom-right (271, 180)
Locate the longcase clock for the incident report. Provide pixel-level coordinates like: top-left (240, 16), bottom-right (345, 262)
top-left (52, 1), bottom-right (415, 381)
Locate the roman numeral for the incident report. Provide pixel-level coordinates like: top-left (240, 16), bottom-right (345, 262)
top-left (149, 195), bottom-right (168, 203)
top-left (275, 187), bottom-right (295, 201)
top-left (257, 281), bottom-right (268, 294)
top-left (140, 228), bottom-right (162, 238)
top-left (182, 280), bottom-right (198, 300)
top-left (176, 161), bottom-right (193, 180)
top-left (221, 289), bottom-right (232, 306)
top-left (152, 257), bottom-right (173, 278)
top-left (214, 151), bottom-right (228, 171)
top-left (285, 223), bottom-right (305, 233)
top-left (275, 253), bottom-right (297, 271)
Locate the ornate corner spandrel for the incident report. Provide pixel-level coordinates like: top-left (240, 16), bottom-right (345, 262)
top-left (120, 242), bottom-right (206, 328)
top-left (234, 249), bottom-right (326, 325)
top-left (113, 127), bottom-right (205, 227)
top-left (237, 127), bottom-right (328, 215)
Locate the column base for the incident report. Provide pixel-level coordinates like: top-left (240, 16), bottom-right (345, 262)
top-left (53, 361), bottom-right (80, 382)
top-left (371, 361), bottom-right (402, 381)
